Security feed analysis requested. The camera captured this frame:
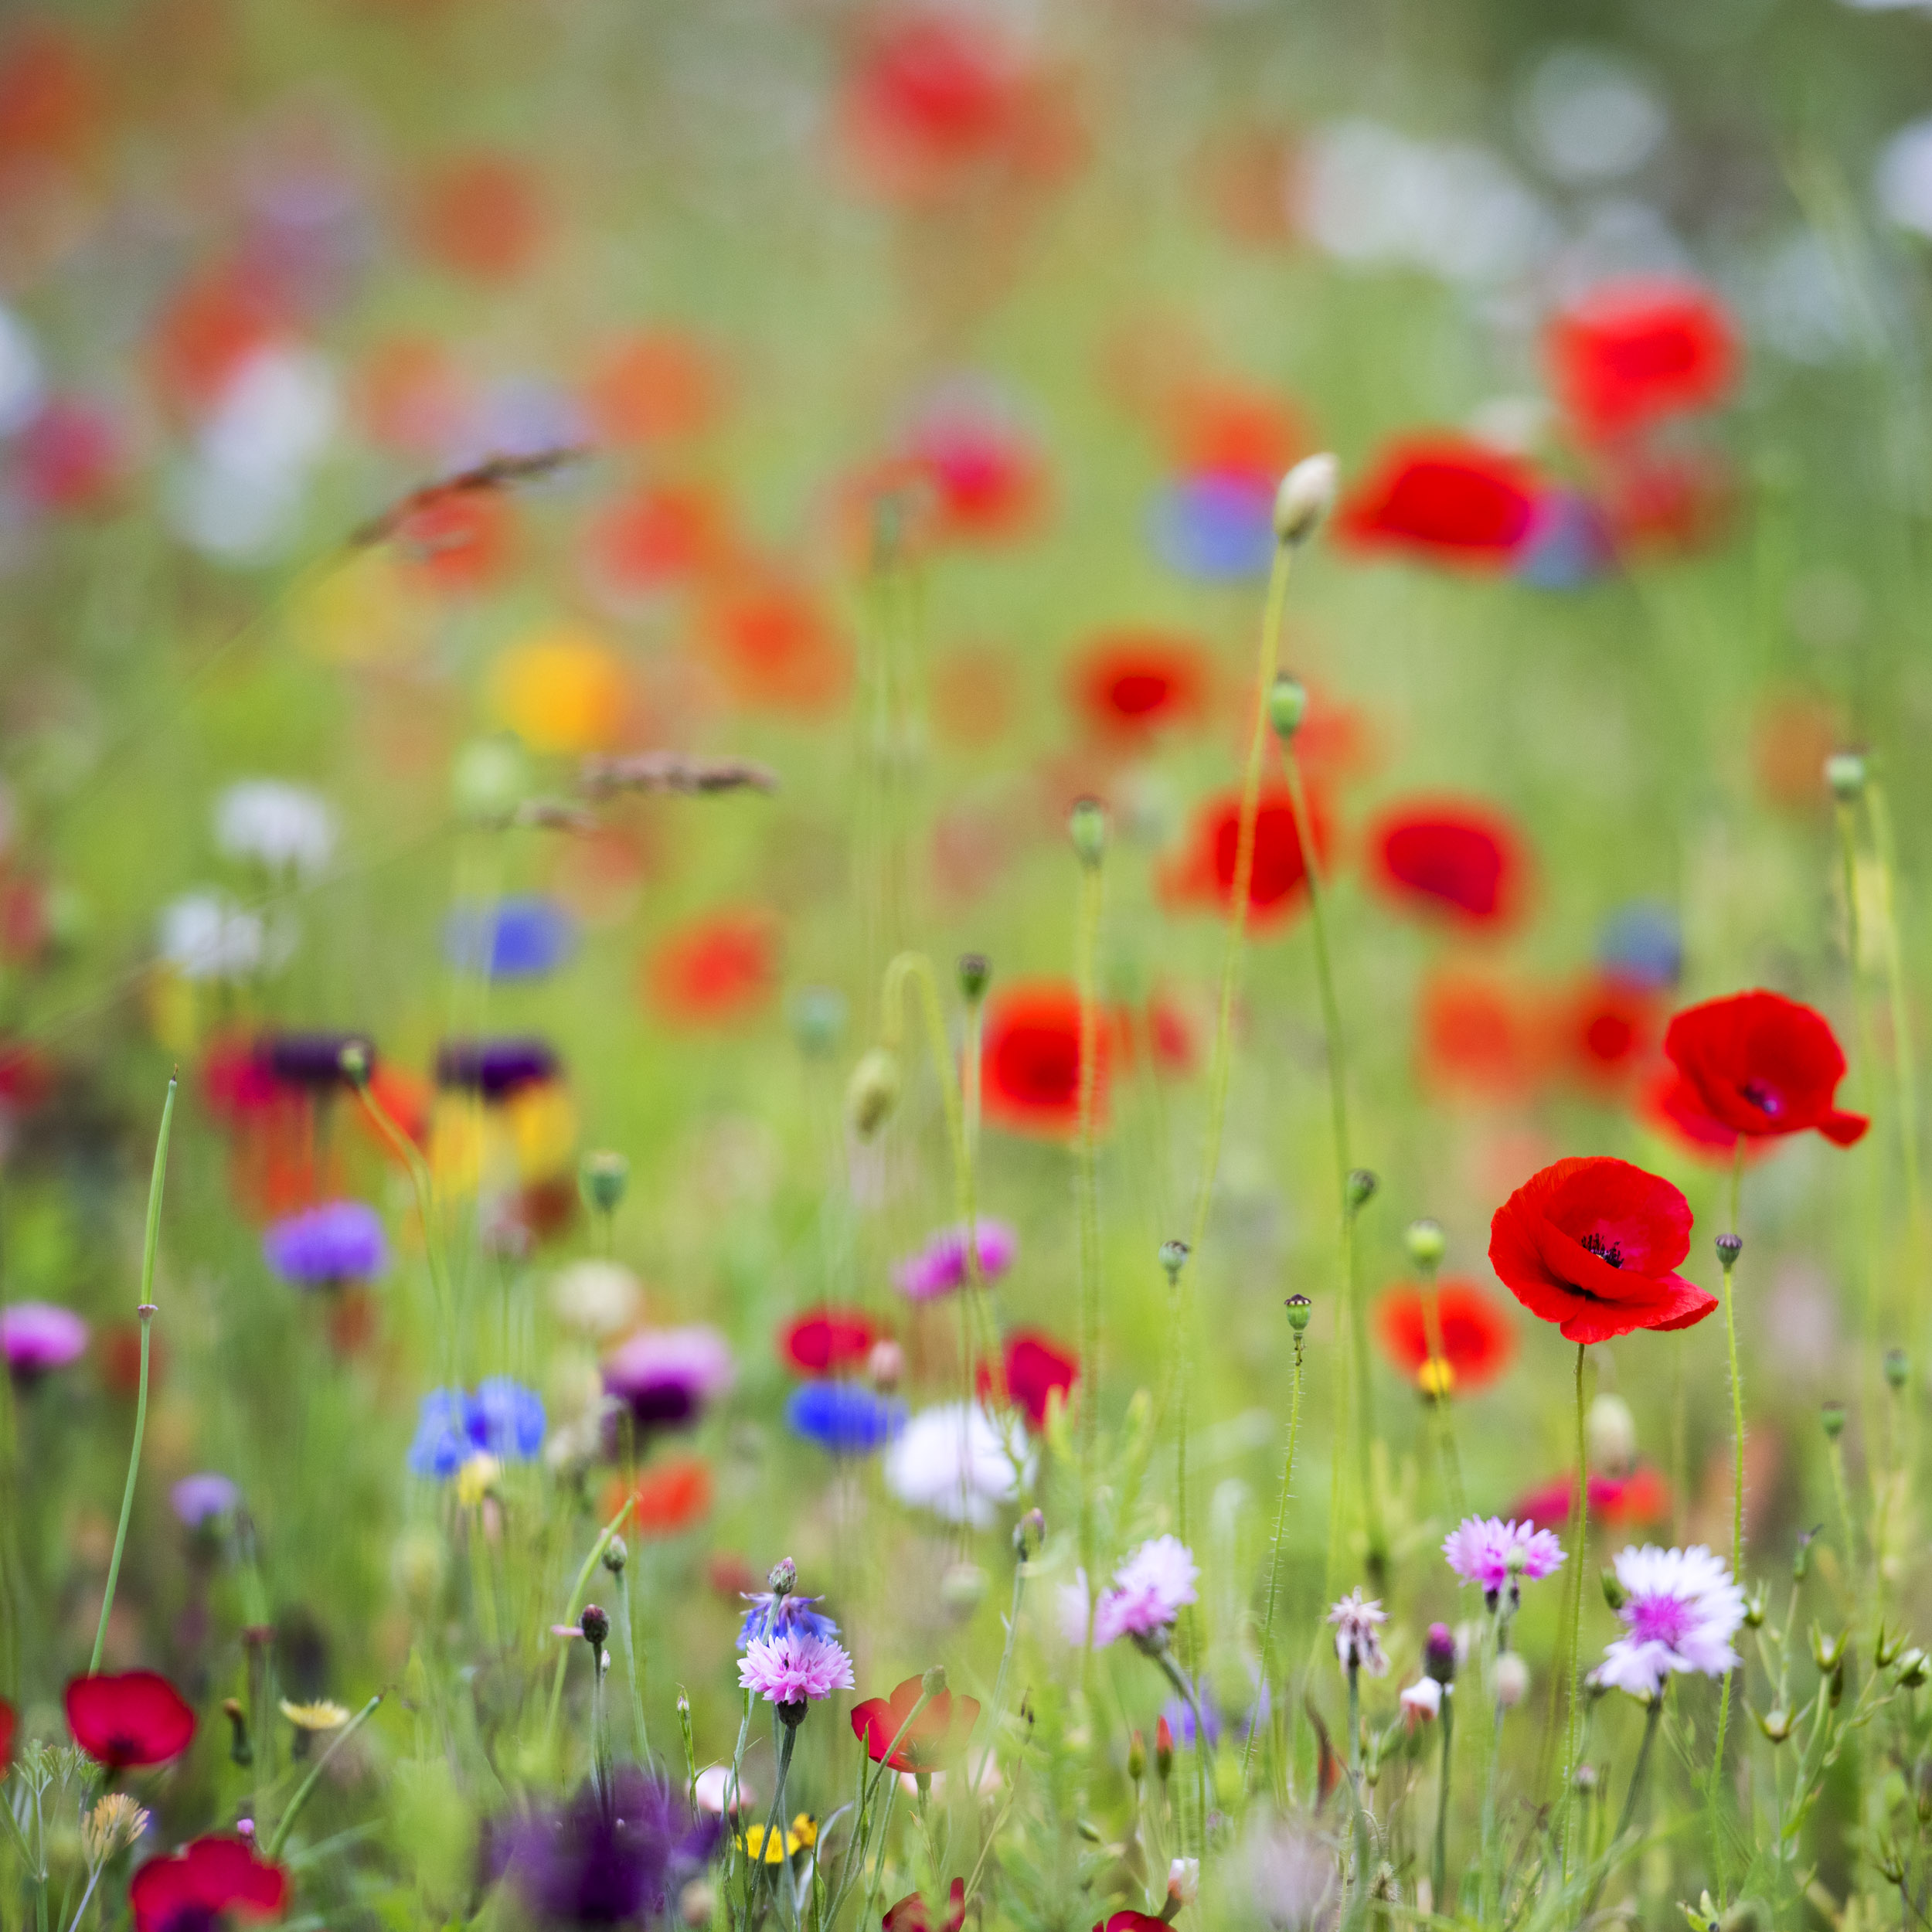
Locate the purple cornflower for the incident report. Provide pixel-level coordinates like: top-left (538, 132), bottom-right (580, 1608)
top-left (892, 1221), bottom-right (1018, 1301)
top-left (1591, 1544), bottom-right (1744, 1700)
top-left (1091, 1536), bottom-right (1199, 1648)
top-left (1, 1301), bottom-right (87, 1382)
top-left (170, 1473), bottom-right (240, 1529)
top-left (1328, 1590), bottom-right (1389, 1677)
top-left (485, 1765), bottom-right (719, 1927)
top-left (737, 1629), bottom-right (855, 1709)
top-left (263, 1200), bottom-right (387, 1289)
top-left (602, 1326), bottom-right (735, 1435)
top-left (436, 1036), bottom-right (560, 1101)
top-left (260, 1031), bottom-right (374, 1089)
top-left (1442, 1515), bottom-right (1566, 1606)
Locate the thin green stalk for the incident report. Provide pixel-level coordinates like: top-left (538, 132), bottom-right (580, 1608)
top-left (1867, 778), bottom-right (1926, 1333)
top-left (755, 1715), bottom-right (798, 1906)
top-left (971, 1563), bottom-right (1028, 1792)
top-left (1587, 1692), bottom-right (1664, 1917)
top-left (264, 1693), bottom-right (383, 1859)
top-left (1558, 1342), bottom-right (1590, 1875)
top-left (543, 1497), bottom-right (636, 1758)
top-left (1073, 858), bottom-right (1105, 1655)
top-left (1415, 1260), bottom-right (1466, 1520)
top-left (1709, 1206), bottom-right (1746, 1903)
top-left (1243, 1323), bottom-right (1306, 1792)
top-left (1345, 1659), bottom-right (1368, 1915)
top-left (90, 1073), bottom-right (176, 1675)
top-left (1431, 1688), bottom-right (1454, 1913)
top-left (617, 1566), bottom-right (649, 1766)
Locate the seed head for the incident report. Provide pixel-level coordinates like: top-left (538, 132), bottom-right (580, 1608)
top-left (957, 953), bottom-right (992, 1002)
top-left (1825, 751), bottom-right (1868, 803)
top-left (1821, 1400), bottom-right (1847, 1441)
top-left (1158, 1239), bottom-right (1189, 1285)
top-left (1405, 1219), bottom-right (1446, 1269)
top-left (1346, 1168), bottom-right (1379, 1211)
top-left (1068, 796), bottom-right (1107, 869)
top-left (1284, 1293), bottom-right (1312, 1334)
top-left (1267, 674), bottom-right (1308, 742)
top-left (580, 1151), bottom-right (630, 1217)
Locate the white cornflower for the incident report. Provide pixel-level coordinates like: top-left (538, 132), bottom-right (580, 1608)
top-left (214, 780), bottom-right (338, 877)
top-left (1591, 1543), bottom-right (1744, 1700)
top-left (882, 1402), bottom-right (1029, 1528)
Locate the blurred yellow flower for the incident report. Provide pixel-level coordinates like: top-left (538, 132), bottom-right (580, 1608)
top-left (280, 1699), bottom-right (351, 1731)
top-left (455, 1453), bottom-right (502, 1508)
top-left (740, 1817), bottom-right (816, 1863)
top-left (488, 624), bottom-right (630, 753)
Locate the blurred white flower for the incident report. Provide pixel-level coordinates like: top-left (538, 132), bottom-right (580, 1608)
top-left (883, 1402), bottom-right (1029, 1527)
top-left (158, 890), bottom-right (267, 981)
top-left (0, 306), bottom-right (44, 439)
top-left (214, 780), bottom-right (338, 876)
top-left (1878, 117), bottom-right (1932, 236)
top-left (1519, 48), bottom-right (1666, 184)
top-left (549, 1260), bottom-right (644, 1339)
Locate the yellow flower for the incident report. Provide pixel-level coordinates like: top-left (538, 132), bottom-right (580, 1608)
top-left (279, 1699), bottom-right (351, 1732)
top-left (456, 1453), bottom-right (502, 1508)
top-left (488, 624), bottom-right (629, 753)
top-left (740, 1823), bottom-right (797, 1864)
top-left (788, 1813), bottom-right (818, 1851)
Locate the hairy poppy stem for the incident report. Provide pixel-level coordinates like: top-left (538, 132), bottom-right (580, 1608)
top-left (1557, 1341), bottom-right (1590, 1874)
top-left (264, 1693), bottom-right (383, 1861)
top-left (1073, 852), bottom-right (1105, 1681)
top-left (90, 1073), bottom-right (175, 1676)
top-left (1243, 1322), bottom-right (1306, 1793)
top-left (1709, 1186), bottom-right (1746, 1903)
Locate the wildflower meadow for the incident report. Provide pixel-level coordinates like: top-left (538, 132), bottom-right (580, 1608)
top-left (4, 2), bottom-right (1932, 1929)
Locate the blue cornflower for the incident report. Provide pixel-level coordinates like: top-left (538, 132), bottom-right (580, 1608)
top-left (736, 1590), bottom-right (841, 1652)
top-left (408, 1380), bottom-right (547, 1478)
top-left (1596, 901), bottom-right (1683, 992)
top-left (444, 897), bottom-right (577, 981)
top-left (1514, 491), bottom-right (1615, 592)
top-left (784, 1382), bottom-right (905, 1458)
top-left (1148, 473), bottom-right (1277, 580)
top-left (263, 1200), bottom-right (388, 1289)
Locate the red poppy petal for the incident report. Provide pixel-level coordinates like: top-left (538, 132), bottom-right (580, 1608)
top-left (1644, 1277), bottom-right (1722, 1332)
top-left (1820, 1108), bottom-right (1870, 1148)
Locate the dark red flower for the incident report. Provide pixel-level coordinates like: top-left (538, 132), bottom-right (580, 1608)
top-left (1548, 281), bottom-right (1738, 444)
top-left (1095, 1917), bottom-right (1167, 1932)
top-left (645, 912), bottom-right (780, 1027)
top-left (1559, 976), bottom-right (1658, 1090)
top-left (1069, 631), bottom-right (1209, 740)
top-left (129, 1836), bottom-right (287, 1932)
top-left (885, 1878), bottom-right (966, 1932)
top-left (1336, 437), bottom-right (1542, 566)
top-left (851, 1673), bottom-right (981, 1774)
top-left (0, 1697), bottom-right (13, 1772)
top-left (1489, 1156), bottom-right (1717, 1345)
top-left (1376, 1281), bottom-right (1515, 1393)
top-left (1001, 1330), bottom-right (1078, 1427)
top-left (981, 981), bottom-right (1114, 1138)
top-left (907, 400), bottom-right (1047, 544)
top-left (1662, 990), bottom-right (1868, 1148)
top-left (1367, 800), bottom-right (1527, 928)
top-left (781, 1307), bottom-right (879, 1377)
top-left (1162, 787), bottom-right (1332, 931)
top-left (1510, 1464), bottom-right (1671, 1535)
top-left (1641, 1063), bottom-right (1756, 1165)
top-left (66, 1670), bottom-right (196, 1769)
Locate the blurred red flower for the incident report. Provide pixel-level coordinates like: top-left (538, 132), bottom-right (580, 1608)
top-left (66, 1670), bottom-right (196, 1769)
top-left (100, 1321), bottom-right (168, 1396)
top-left (884, 1879), bottom-right (966, 1932)
top-left (1337, 437), bottom-right (1541, 566)
top-left (148, 268), bottom-right (287, 416)
top-left (1510, 1464), bottom-right (1671, 1535)
top-left (1161, 381), bottom-right (1304, 483)
top-left (1663, 990), bottom-right (1867, 1148)
top-left (0, 22), bottom-right (97, 168)
top-left (852, 1672), bottom-right (981, 1772)
top-left (130, 1837), bottom-right (287, 1932)
top-left (1068, 631), bottom-right (1209, 740)
top-left (611, 1457), bottom-right (713, 1538)
top-left (1548, 281), bottom-right (1737, 444)
top-left (1558, 976), bottom-right (1658, 1090)
top-left (395, 492), bottom-right (516, 596)
top-left (1417, 971), bottom-right (1541, 1100)
top-left (1489, 1155), bottom-right (1717, 1345)
top-left (1375, 1280), bottom-right (1515, 1393)
top-left (646, 912), bottom-right (780, 1027)
top-left (19, 397), bottom-right (122, 512)
top-left (0, 1697), bottom-right (13, 1772)
top-left (1366, 799), bottom-right (1527, 929)
top-left (781, 1307), bottom-right (879, 1377)
top-left (981, 981), bottom-right (1114, 1138)
top-left (1097, 1916), bottom-right (1168, 1932)
top-left (1600, 449), bottom-right (1733, 554)
top-left (704, 581), bottom-right (851, 714)
top-left (998, 1330), bottom-right (1078, 1427)
top-left (587, 485), bottom-right (732, 597)
top-left (584, 332), bottom-right (723, 446)
top-left (417, 152), bottom-right (548, 282)
top-left (1162, 788), bottom-right (1331, 930)
top-left (906, 399), bottom-right (1047, 544)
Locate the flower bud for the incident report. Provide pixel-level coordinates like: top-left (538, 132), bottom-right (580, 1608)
top-left (223, 1697), bottom-right (253, 1767)
top-left (1743, 1582), bottom-right (1767, 1629)
top-left (1267, 675), bottom-right (1308, 742)
top-left (580, 1604), bottom-right (610, 1647)
top-left (922, 1664), bottom-right (948, 1698)
top-left (1821, 1400), bottom-right (1846, 1441)
top-left (1810, 1624), bottom-right (1848, 1672)
top-left (1758, 1707), bottom-right (1792, 1743)
top-left (868, 1338), bottom-right (904, 1393)
top-left (580, 1151), bottom-right (630, 1217)
top-left (1586, 1393), bottom-right (1637, 1476)
top-left (1826, 751), bottom-right (1868, 803)
top-left (1714, 1233), bottom-right (1742, 1271)
top-left (1127, 1730), bottom-right (1146, 1781)
top-left (789, 986), bottom-right (848, 1058)
top-left (1493, 1652), bottom-right (1530, 1709)
top-left (1600, 1566), bottom-right (1628, 1612)
top-left (941, 1562), bottom-right (987, 1616)
top-left (847, 1048), bottom-right (900, 1138)
top-left (957, 953), bottom-right (991, 1002)
top-left (1273, 453), bottom-right (1338, 546)
top-left (767, 1557), bottom-right (797, 1597)
top-left (1069, 797), bottom-right (1107, 869)
top-left (1874, 1833), bottom-right (1908, 1887)
top-left (1167, 1857), bottom-right (1200, 1908)
top-left (1876, 1622), bottom-right (1906, 1668)
top-left (1346, 1168), bottom-right (1379, 1211)
top-left (1014, 1508), bottom-right (1046, 1560)
top-left (1284, 1293), bottom-right (1312, 1334)
top-left (338, 1041), bottom-right (370, 1085)
top-left (1425, 1622), bottom-right (1457, 1685)
top-left (1158, 1239), bottom-right (1189, 1284)
top-left (1886, 1347), bottom-right (1910, 1393)
top-left (1900, 1648), bottom-right (1930, 1687)
top-left (1155, 1715), bottom-right (1174, 1779)
top-left (602, 1536), bottom-right (628, 1575)
top-left (1405, 1219), bottom-right (1446, 1269)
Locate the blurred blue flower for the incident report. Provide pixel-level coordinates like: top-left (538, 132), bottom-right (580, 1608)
top-left (1596, 901), bottom-right (1682, 990)
top-left (263, 1200), bottom-right (388, 1289)
top-left (1514, 491), bottom-right (1615, 591)
top-left (1149, 472), bottom-right (1276, 580)
top-left (736, 1590), bottom-right (841, 1652)
top-left (408, 1380), bottom-right (547, 1478)
top-left (784, 1382), bottom-right (905, 1458)
top-left (170, 1472), bottom-right (240, 1529)
top-left (444, 896), bottom-right (577, 980)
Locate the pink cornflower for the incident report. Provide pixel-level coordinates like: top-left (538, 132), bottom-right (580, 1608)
top-left (1442, 1516), bottom-right (1566, 1604)
top-left (893, 1221), bottom-right (1017, 1301)
top-left (737, 1629), bottom-right (855, 1708)
top-left (1591, 1543), bottom-right (1743, 1700)
top-left (1328, 1590), bottom-right (1389, 1677)
top-left (1091, 1536), bottom-right (1198, 1648)
top-left (2, 1301), bottom-right (88, 1383)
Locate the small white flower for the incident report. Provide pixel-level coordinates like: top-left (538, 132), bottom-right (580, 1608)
top-left (883, 1402), bottom-right (1030, 1528)
top-left (158, 889), bottom-right (267, 981)
top-left (1400, 1678), bottom-right (1443, 1720)
top-left (214, 780), bottom-right (338, 877)
top-left (1168, 1857), bottom-right (1200, 1905)
top-left (693, 1764), bottom-right (753, 1815)
top-left (1493, 1653), bottom-right (1531, 1708)
top-left (549, 1260), bottom-right (643, 1339)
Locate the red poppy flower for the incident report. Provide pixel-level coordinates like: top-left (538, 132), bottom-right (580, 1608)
top-left (1663, 990), bottom-right (1867, 1148)
top-left (1417, 971), bottom-right (1541, 1100)
top-left (885, 1878), bottom-right (966, 1932)
top-left (1509, 1464), bottom-right (1671, 1535)
top-left (394, 492), bottom-right (515, 597)
top-left (608, 1457), bottom-right (714, 1539)
top-left (1069, 631), bottom-right (1209, 740)
top-left (148, 267), bottom-right (287, 416)
top-left (981, 981), bottom-right (1114, 1138)
top-left (1488, 1156), bottom-right (1718, 1345)
top-left (1336, 437), bottom-right (1542, 566)
top-left (0, 22), bottom-right (97, 170)
top-left (1162, 382), bottom-right (1304, 483)
top-left (1548, 281), bottom-right (1738, 444)
top-left (906, 400), bottom-right (1046, 544)
top-left (584, 332), bottom-right (723, 445)
top-left (704, 581), bottom-right (851, 714)
top-left (1096, 1917), bottom-right (1167, 1932)
top-left (1367, 800), bottom-right (1527, 928)
top-left (781, 1307), bottom-right (879, 1377)
top-left (1560, 976), bottom-right (1658, 1090)
top-left (416, 152), bottom-right (548, 283)
top-left (0, 1697), bottom-right (13, 1772)
top-left (1641, 1063), bottom-right (1752, 1165)
top-left (66, 1671), bottom-right (196, 1769)
top-left (587, 485), bottom-right (732, 597)
top-left (1000, 1330), bottom-right (1078, 1427)
top-left (129, 1836), bottom-right (287, 1932)
top-left (646, 912), bottom-right (780, 1028)
top-left (851, 1672), bottom-right (981, 1774)
top-left (1162, 788), bottom-right (1332, 931)
top-left (1375, 1280), bottom-right (1515, 1393)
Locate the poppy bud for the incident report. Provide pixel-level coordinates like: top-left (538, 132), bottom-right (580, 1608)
top-left (223, 1697), bottom-right (253, 1767)
top-left (1826, 752), bottom-right (1868, 803)
top-left (940, 1562), bottom-right (986, 1616)
top-left (1346, 1168), bottom-right (1379, 1211)
top-left (922, 1664), bottom-right (948, 1698)
top-left (1821, 1400), bottom-right (1846, 1441)
top-left (1600, 1566), bottom-right (1628, 1612)
top-left (1267, 675), bottom-right (1308, 741)
top-left (1493, 1653), bottom-right (1530, 1709)
top-left (1714, 1233), bottom-right (1741, 1271)
top-left (869, 1338), bottom-right (904, 1392)
top-left (338, 1041), bottom-right (370, 1085)
top-left (1155, 1716), bottom-right (1174, 1779)
top-left (1405, 1219), bottom-right (1446, 1269)
top-left (1273, 453), bottom-right (1338, 546)
top-left (1068, 797), bottom-right (1107, 869)
top-left (957, 953), bottom-right (991, 1002)
top-left (1886, 1347), bottom-right (1910, 1393)
top-left (1158, 1239), bottom-right (1189, 1284)
top-left (1758, 1707), bottom-right (1792, 1743)
top-left (580, 1151), bottom-right (630, 1217)
top-left (1014, 1508), bottom-right (1046, 1560)
top-left (1127, 1730), bottom-right (1146, 1781)
top-left (580, 1604), bottom-right (610, 1647)
top-left (789, 986), bottom-right (847, 1058)
top-left (767, 1557), bottom-right (797, 1597)
top-left (1424, 1623), bottom-right (1457, 1685)
top-left (1587, 1394), bottom-right (1637, 1475)
top-left (847, 1048), bottom-right (900, 1138)
top-left (1285, 1293), bottom-right (1312, 1334)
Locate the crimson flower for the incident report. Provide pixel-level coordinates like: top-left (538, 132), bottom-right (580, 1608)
top-left (1559, 976), bottom-right (1658, 1090)
top-left (780, 1307), bottom-right (879, 1377)
top-left (1662, 990), bottom-right (1868, 1148)
top-left (1488, 1157), bottom-right (1717, 1345)
top-left (130, 1837), bottom-right (288, 1932)
top-left (1509, 1464), bottom-right (1671, 1536)
top-left (1, 1697), bottom-right (12, 1772)
top-left (998, 1330), bottom-right (1079, 1428)
top-left (1336, 437), bottom-right (1542, 566)
top-left (645, 911), bottom-right (780, 1028)
top-left (1068, 630), bottom-right (1209, 740)
top-left (1367, 800), bottom-right (1527, 928)
top-left (884, 1879), bottom-right (966, 1932)
top-left (1095, 1917), bottom-right (1167, 1932)
top-left (1547, 281), bottom-right (1737, 444)
top-left (1162, 787), bottom-right (1332, 930)
top-left (981, 982), bottom-right (1114, 1138)
top-left (851, 1673), bottom-right (981, 1774)
top-left (1375, 1281), bottom-right (1515, 1393)
top-left (1416, 970), bottom-right (1542, 1100)
top-left (66, 1671), bottom-right (196, 1769)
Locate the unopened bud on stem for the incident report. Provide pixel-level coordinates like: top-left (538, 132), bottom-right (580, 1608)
top-left (1274, 454), bottom-right (1338, 546)
top-left (1268, 674), bottom-right (1308, 742)
top-left (1158, 1239), bottom-right (1189, 1286)
top-left (1405, 1218), bottom-right (1445, 1270)
top-left (1826, 752), bottom-right (1868, 803)
top-left (1069, 797), bottom-right (1107, 869)
top-left (847, 1049), bottom-right (900, 1138)
top-left (957, 953), bottom-right (991, 1002)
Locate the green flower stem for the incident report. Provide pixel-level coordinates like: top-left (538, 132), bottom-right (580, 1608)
top-left (542, 1496), bottom-right (635, 1759)
top-left (618, 1564), bottom-right (649, 1766)
top-left (1557, 1342), bottom-right (1590, 1874)
top-left (1073, 859), bottom-right (1105, 1662)
top-left (1414, 1256), bottom-right (1466, 1520)
top-left (1478, 1621), bottom-right (1508, 1917)
top-left (971, 1563), bottom-right (1029, 1793)
top-left (1242, 1325), bottom-right (1306, 1793)
top-left (1586, 1690), bottom-right (1665, 1917)
top-left (1867, 777), bottom-right (1926, 1332)
top-left (755, 1713), bottom-right (798, 1906)
top-left (1431, 1687), bottom-right (1454, 1913)
top-left (1709, 1182), bottom-right (1746, 1903)
top-left (264, 1693), bottom-right (383, 1860)
top-left (90, 1073), bottom-right (176, 1675)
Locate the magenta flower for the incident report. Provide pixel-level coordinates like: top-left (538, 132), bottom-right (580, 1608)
top-left (737, 1630), bottom-right (855, 1709)
top-left (2, 1301), bottom-right (88, 1382)
top-left (1442, 1516), bottom-right (1567, 1603)
top-left (1091, 1536), bottom-right (1199, 1648)
top-left (1591, 1544), bottom-right (1744, 1699)
top-left (893, 1221), bottom-right (1018, 1301)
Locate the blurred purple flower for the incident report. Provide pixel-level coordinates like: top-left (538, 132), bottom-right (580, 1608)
top-left (893, 1221), bottom-right (1017, 1301)
top-left (1, 1301), bottom-right (87, 1382)
top-left (260, 1031), bottom-right (374, 1088)
top-left (602, 1327), bottom-right (736, 1435)
top-left (263, 1200), bottom-right (388, 1288)
top-left (437, 1037), bottom-right (561, 1101)
top-left (171, 1473), bottom-right (240, 1529)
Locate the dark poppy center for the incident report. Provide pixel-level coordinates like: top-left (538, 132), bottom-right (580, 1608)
top-left (1580, 1233), bottom-right (1624, 1269)
top-left (1738, 1078), bottom-right (1784, 1118)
